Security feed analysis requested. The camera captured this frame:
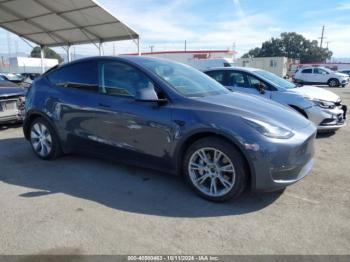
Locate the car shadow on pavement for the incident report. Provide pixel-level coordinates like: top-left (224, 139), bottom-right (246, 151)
top-left (0, 123), bottom-right (22, 131)
top-left (0, 137), bottom-right (283, 218)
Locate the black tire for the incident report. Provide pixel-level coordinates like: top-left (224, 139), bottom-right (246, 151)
top-left (183, 137), bottom-right (248, 202)
top-left (29, 117), bottom-right (62, 160)
top-left (328, 78), bottom-right (339, 87)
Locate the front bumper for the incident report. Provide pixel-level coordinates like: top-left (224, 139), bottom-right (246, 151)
top-left (249, 123), bottom-right (317, 192)
top-left (306, 104), bottom-right (347, 131)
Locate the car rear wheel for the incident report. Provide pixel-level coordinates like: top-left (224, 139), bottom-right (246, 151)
top-left (183, 137), bottom-right (248, 202)
top-left (328, 78), bottom-right (339, 87)
top-left (30, 118), bottom-right (61, 160)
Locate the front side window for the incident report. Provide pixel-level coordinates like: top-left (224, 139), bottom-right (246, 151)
top-left (314, 68), bottom-right (328, 75)
top-left (138, 58), bottom-right (228, 97)
top-left (227, 71), bottom-right (247, 87)
top-left (99, 62), bottom-right (153, 97)
top-left (246, 74), bottom-right (268, 90)
top-left (48, 62), bottom-right (98, 92)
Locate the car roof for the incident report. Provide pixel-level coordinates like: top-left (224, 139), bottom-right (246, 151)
top-left (204, 66), bottom-right (260, 73)
top-left (46, 55), bottom-right (182, 74)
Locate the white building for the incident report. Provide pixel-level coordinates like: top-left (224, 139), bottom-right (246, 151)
top-left (235, 57), bottom-right (290, 77)
top-left (8, 57), bottom-right (59, 73)
top-left (126, 50), bottom-right (235, 70)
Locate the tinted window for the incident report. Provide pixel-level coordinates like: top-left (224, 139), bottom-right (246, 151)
top-left (301, 68), bottom-right (312, 74)
top-left (48, 62), bottom-right (98, 92)
top-left (99, 62), bottom-right (152, 97)
top-left (227, 71), bottom-right (247, 87)
top-left (206, 71), bottom-right (225, 85)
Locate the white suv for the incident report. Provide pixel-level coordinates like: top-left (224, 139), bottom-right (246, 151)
top-left (294, 66), bottom-right (349, 87)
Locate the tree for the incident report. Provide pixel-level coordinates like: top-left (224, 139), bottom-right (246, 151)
top-left (242, 32), bottom-right (332, 63)
top-left (30, 46), bottom-right (63, 63)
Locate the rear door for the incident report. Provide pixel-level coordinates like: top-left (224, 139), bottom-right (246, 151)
top-left (46, 61), bottom-right (100, 150)
top-left (93, 60), bottom-right (174, 169)
top-left (299, 68), bottom-right (313, 82)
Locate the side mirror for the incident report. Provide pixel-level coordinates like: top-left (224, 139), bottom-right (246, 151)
top-left (135, 83), bottom-right (167, 104)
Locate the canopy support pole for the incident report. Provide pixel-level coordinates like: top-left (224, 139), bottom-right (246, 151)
top-left (40, 45), bottom-right (45, 73)
top-left (99, 42), bottom-right (103, 56)
top-left (67, 45), bottom-right (72, 62)
top-left (137, 38), bottom-right (141, 56)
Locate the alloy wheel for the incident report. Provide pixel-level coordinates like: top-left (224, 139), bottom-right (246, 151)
top-left (30, 123), bottom-right (53, 157)
top-left (329, 80), bottom-right (337, 87)
top-left (188, 147), bottom-right (236, 197)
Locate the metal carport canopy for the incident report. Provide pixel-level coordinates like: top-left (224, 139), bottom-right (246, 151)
top-left (0, 0), bottom-right (140, 71)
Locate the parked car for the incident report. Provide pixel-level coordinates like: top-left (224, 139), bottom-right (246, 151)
top-left (0, 82), bottom-right (26, 124)
top-left (20, 73), bottom-right (41, 81)
top-left (293, 66), bottom-right (349, 87)
top-left (0, 73), bottom-right (24, 84)
top-left (0, 75), bottom-right (19, 87)
top-left (204, 67), bottom-right (347, 132)
top-left (339, 70), bottom-right (350, 77)
top-left (24, 56), bottom-right (316, 202)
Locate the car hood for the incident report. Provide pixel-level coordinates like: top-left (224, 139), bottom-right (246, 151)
top-left (195, 92), bottom-right (311, 131)
top-left (335, 72), bottom-right (348, 78)
top-left (0, 86), bottom-right (26, 97)
top-left (286, 85), bottom-right (340, 102)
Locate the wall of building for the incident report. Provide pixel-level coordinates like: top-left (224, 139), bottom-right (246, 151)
top-left (137, 50), bottom-right (234, 64)
top-left (235, 57), bottom-right (289, 77)
top-left (0, 57), bottom-right (59, 73)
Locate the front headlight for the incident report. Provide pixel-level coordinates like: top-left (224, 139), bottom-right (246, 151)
top-left (244, 118), bottom-right (294, 139)
top-left (312, 99), bottom-right (335, 109)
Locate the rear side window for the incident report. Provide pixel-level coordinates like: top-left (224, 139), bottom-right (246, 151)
top-left (206, 71), bottom-right (225, 85)
top-left (227, 71), bottom-right (247, 87)
top-left (301, 68), bottom-right (312, 74)
top-left (48, 61), bottom-right (98, 92)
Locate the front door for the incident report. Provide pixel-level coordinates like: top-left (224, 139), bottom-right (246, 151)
top-left (94, 60), bottom-right (175, 169)
top-left (312, 67), bottom-right (329, 84)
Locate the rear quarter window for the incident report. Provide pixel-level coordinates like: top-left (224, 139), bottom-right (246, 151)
top-left (47, 61), bottom-right (98, 92)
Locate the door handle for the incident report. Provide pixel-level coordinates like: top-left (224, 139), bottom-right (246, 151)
top-left (98, 103), bottom-right (111, 108)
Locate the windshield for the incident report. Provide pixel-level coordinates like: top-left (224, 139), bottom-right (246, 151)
top-left (254, 70), bottom-right (296, 89)
top-left (138, 58), bottom-right (229, 97)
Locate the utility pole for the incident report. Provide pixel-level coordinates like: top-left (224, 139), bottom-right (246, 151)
top-left (319, 25), bottom-right (325, 48)
top-left (150, 45), bottom-right (154, 53)
top-left (184, 40), bottom-right (187, 52)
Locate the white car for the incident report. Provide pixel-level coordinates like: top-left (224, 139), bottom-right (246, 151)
top-left (294, 66), bottom-right (349, 87)
top-left (205, 67), bottom-right (347, 132)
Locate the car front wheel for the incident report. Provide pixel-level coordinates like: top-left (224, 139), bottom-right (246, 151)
top-left (328, 79), bottom-right (339, 87)
top-left (29, 117), bottom-right (61, 160)
top-left (183, 137), bottom-right (248, 202)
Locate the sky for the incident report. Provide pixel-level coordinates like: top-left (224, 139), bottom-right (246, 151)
top-left (1, 0), bottom-right (350, 58)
